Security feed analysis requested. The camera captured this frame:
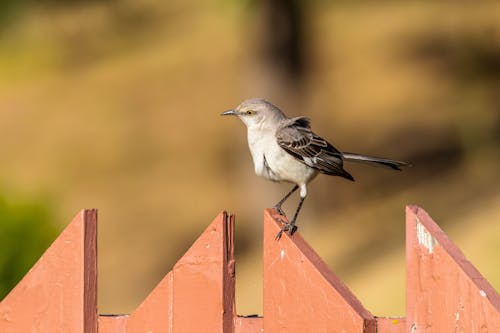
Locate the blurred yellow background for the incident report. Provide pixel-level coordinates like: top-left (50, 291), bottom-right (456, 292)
top-left (0, 0), bottom-right (499, 317)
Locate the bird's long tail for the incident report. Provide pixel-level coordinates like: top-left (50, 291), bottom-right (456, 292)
top-left (342, 152), bottom-right (410, 171)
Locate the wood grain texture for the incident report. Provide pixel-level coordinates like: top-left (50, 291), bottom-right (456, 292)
top-left (84, 209), bottom-right (98, 333)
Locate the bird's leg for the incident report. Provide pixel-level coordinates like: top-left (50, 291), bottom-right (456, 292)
top-left (275, 195), bottom-right (305, 240)
top-left (288, 196), bottom-right (305, 234)
top-left (273, 185), bottom-right (299, 216)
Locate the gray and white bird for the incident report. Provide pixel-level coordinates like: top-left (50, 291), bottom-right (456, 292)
top-left (221, 98), bottom-right (409, 239)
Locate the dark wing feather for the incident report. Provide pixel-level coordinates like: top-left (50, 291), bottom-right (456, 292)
top-left (276, 117), bottom-right (354, 181)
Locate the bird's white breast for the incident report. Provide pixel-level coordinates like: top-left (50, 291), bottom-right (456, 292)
top-left (247, 126), bottom-right (317, 185)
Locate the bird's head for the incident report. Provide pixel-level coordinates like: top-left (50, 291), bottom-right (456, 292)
top-left (221, 98), bottom-right (286, 128)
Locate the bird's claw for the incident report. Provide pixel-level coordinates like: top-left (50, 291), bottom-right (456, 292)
top-left (275, 223), bottom-right (297, 241)
top-left (273, 205), bottom-right (286, 217)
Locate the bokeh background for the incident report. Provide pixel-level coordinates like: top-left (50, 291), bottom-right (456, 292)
top-left (1, 0), bottom-right (499, 317)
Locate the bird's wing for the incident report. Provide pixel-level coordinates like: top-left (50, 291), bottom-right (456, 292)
top-left (276, 117), bottom-right (354, 180)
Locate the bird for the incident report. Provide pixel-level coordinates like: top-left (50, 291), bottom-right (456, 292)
top-left (221, 98), bottom-right (410, 240)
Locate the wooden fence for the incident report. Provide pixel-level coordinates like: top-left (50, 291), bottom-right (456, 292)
top-left (0, 205), bottom-right (499, 332)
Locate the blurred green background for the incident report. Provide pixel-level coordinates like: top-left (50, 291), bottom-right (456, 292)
top-left (0, 0), bottom-right (499, 316)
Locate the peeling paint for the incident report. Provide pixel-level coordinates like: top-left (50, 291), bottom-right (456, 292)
top-left (416, 218), bottom-right (436, 253)
top-left (479, 290), bottom-right (487, 297)
top-left (280, 250), bottom-right (285, 260)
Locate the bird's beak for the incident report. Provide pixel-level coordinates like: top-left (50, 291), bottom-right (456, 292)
top-left (221, 109), bottom-right (237, 116)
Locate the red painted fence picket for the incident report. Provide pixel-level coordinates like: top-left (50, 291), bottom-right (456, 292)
top-left (0, 206), bottom-right (498, 332)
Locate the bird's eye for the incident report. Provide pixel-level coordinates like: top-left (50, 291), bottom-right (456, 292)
top-left (245, 110), bottom-right (255, 115)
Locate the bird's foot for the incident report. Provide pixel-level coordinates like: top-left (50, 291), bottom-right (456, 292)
top-left (273, 204), bottom-right (286, 217)
top-left (275, 223), bottom-right (298, 241)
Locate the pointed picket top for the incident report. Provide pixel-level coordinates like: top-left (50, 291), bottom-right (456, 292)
top-left (406, 205), bottom-right (500, 331)
top-left (0, 209), bottom-right (98, 333)
top-left (125, 272), bottom-right (172, 333)
top-left (116, 211), bottom-right (235, 333)
top-left (263, 209), bottom-right (376, 333)
top-left (172, 210), bottom-right (235, 332)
